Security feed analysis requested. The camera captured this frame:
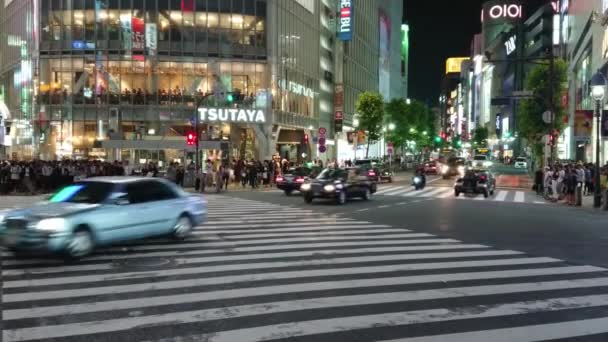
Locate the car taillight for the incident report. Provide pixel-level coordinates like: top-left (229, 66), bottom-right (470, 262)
top-left (368, 171), bottom-right (376, 177)
top-left (276, 177), bottom-right (284, 183)
top-left (479, 175), bottom-right (487, 181)
top-left (296, 178), bottom-right (305, 183)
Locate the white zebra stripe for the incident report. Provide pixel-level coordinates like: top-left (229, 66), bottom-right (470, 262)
top-left (3, 258), bottom-right (568, 306)
top-left (7, 278), bottom-right (608, 342)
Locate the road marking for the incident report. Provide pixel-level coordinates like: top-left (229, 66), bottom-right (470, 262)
top-left (514, 191), bottom-right (525, 203)
top-left (374, 186), bottom-right (401, 194)
top-left (3, 257), bottom-right (568, 304)
top-left (381, 317), bottom-right (608, 342)
top-left (533, 201), bottom-right (547, 205)
top-left (9, 278), bottom-right (608, 342)
top-left (417, 187), bottom-right (447, 198)
top-left (397, 202), bottom-right (408, 205)
top-left (356, 208), bottom-right (370, 212)
top-left (382, 188), bottom-right (412, 196)
top-left (494, 190), bottom-right (508, 202)
top-left (149, 294), bottom-right (608, 342)
top-left (377, 205), bottom-right (390, 209)
top-left (4, 249), bottom-right (522, 285)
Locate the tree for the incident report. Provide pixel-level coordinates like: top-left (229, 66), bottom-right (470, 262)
top-left (385, 98), bottom-right (436, 151)
top-left (356, 92), bottom-right (385, 158)
top-left (472, 127), bottom-right (489, 147)
top-left (518, 58), bottom-right (568, 163)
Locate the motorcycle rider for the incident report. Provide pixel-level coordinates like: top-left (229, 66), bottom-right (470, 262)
top-left (414, 165), bottom-right (427, 188)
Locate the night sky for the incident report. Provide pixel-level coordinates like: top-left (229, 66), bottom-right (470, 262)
top-left (404, 0), bottom-right (548, 105)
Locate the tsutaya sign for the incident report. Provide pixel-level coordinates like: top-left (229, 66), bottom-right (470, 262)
top-left (199, 108), bottom-right (266, 124)
top-left (278, 79), bottom-right (315, 98)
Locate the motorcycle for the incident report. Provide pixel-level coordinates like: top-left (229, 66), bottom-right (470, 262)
top-left (412, 175), bottom-right (426, 190)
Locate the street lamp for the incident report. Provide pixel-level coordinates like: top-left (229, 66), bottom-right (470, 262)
top-left (591, 71), bottom-right (606, 208)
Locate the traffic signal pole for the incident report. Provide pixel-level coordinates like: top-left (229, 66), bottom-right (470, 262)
top-left (548, 10), bottom-right (556, 165)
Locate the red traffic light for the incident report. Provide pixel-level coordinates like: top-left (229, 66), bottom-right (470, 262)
top-left (186, 132), bottom-right (196, 145)
top-left (303, 134), bottom-right (309, 144)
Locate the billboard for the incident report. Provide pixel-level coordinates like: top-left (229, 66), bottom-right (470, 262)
top-left (132, 17), bottom-right (144, 50)
top-left (574, 110), bottom-right (593, 141)
top-left (445, 57), bottom-right (469, 74)
top-left (378, 10), bottom-right (390, 99)
top-left (338, 0), bottom-right (354, 41)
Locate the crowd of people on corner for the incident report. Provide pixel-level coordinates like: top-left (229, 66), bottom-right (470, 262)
top-left (533, 162), bottom-right (608, 206)
top-left (0, 157), bottom-right (339, 195)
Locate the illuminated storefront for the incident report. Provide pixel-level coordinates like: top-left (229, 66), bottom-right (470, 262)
top-left (1, 0), bottom-right (323, 165)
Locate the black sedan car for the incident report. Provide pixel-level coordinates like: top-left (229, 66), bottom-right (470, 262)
top-left (454, 168), bottom-right (496, 198)
top-left (276, 166), bottom-right (322, 195)
top-left (300, 168), bottom-right (377, 205)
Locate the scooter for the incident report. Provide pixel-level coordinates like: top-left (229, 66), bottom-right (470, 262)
top-left (412, 175), bottom-right (426, 190)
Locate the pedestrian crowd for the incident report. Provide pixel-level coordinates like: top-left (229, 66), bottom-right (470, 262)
top-left (0, 160), bottom-right (132, 195)
top-left (0, 157), bottom-right (338, 195)
top-left (534, 162), bottom-right (608, 206)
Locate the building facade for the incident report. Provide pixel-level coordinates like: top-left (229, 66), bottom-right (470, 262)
top-left (0, 0), bottom-right (406, 167)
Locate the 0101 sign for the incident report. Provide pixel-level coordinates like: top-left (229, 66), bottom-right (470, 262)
top-left (482, 3), bottom-right (522, 22)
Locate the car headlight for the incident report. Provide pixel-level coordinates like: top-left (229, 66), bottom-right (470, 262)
top-left (458, 166), bottom-right (465, 174)
top-left (484, 161), bottom-right (493, 167)
top-left (35, 218), bottom-right (66, 232)
top-left (335, 183), bottom-right (344, 190)
top-left (324, 184), bottom-right (336, 192)
top-left (300, 183), bottom-right (311, 191)
top-left (441, 165), bottom-right (449, 174)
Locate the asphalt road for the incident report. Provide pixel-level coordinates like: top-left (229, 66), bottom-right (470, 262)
top-left (231, 184), bottom-right (608, 268)
top-left (3, 186), bottom-right (608, 342)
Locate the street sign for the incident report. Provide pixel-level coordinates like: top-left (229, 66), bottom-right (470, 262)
top-left (318, 145), bottom-right (327, 153)
top-left (512, 90), bottom-right (534, 98)
top-left (542, 111), bottom-right (553, 124)
top-left (318, 137), bottom-right (326, 146)
top-left (387, 142), bottom-right (394, 155)
top-left (318, 127), bottom-right (327, 135)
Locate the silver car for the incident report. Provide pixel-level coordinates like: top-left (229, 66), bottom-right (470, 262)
top-left (0, 177), bottom-right (207, 259)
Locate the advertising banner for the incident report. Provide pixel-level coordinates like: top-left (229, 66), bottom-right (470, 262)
top-left (338, 0), bottom-right (354, 41)
top-left (145, 23), bottom-right (157, 56)
top-left (334, 84), bottom-right (344, 133)
top-left (120, 15), bottom-right (132, 50)
top-left (603, 109), bottom-right (608, 137)
top-left (574, 110), bottom-right (593, 141)
top-left (132, 17), bottom-right (145, 50)
top-left (378, 11), bottom-right (390, 100)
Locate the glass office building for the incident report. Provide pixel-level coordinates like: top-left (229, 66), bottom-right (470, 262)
top-left (1, 0), bottom-right (319, 166)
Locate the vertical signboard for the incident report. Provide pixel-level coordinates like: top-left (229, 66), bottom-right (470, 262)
top-left (145, 23), bottom-right (157, 56)
top-left (120, 14), bottom-right (132, 50)
top-left (602, 110), bottom-right (608, 138)
top-left (334, 84), bottom-right (344, 133)
top-left (132, 17), bottom-right (145, 50)
top-left (338, 0), bottom-right (354, 41)
top-left (378, 11), bottom-right (390, 99)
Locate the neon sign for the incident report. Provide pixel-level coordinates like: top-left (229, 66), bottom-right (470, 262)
top-left (505, 35), bottom-right (516, 55)
top-left (199, 108), bottom-right (266, 124)
top-left (482, 3), bottom-right (523, 22)
top-left (338, 0), bottom-right (353, 41)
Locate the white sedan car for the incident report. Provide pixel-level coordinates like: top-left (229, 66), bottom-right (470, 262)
top-left (514, 157), bottom-right (528, 169)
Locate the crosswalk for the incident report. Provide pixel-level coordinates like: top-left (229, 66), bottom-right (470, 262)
top-left (375, 185), bottom-right (544, 204)
top-left (4, 196), bottom-right (608, 341)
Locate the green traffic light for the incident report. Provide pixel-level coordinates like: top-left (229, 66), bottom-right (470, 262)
top-left (434, 136), bottom-right (442, 143)
top-left (227, 94), bottom-right (234, 102)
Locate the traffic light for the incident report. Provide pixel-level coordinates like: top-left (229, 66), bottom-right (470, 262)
top-left (226, 93), bottom-right (234, 103)
top-left (303, 134), bottom-right (309, 145)
top-left (186, 132), bottom-right (196, 146)
top-left (440, 131), bottom-right (447, 140)
top-left (434, 136), bottom-right (442, 143)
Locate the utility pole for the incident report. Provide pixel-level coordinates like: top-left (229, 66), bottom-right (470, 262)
top-left (548, 21), bottom-right (556, 165)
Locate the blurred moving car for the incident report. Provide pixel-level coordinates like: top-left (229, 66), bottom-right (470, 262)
top-left (300, 168), bottom-right (377, 205)
top-left (423, 160), bottom-right (438, 175)
top-left (454, 168), bottom-right (496, 198)
top-left (440, 157), bottom-right (466, 179)
top-left (276, 166), bottom-right (322, 195)
top-left (354, 159), bottom-right (382, 182)
top-left (472, 155), bottom-right (493, 168)
top-left (514, 157), bottom-right (528, 169)
top-left (0, 177), bottom-right (207, 259)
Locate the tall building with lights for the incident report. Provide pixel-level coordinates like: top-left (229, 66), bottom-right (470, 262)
top-left (0, 0), bottom-right (404, 165)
